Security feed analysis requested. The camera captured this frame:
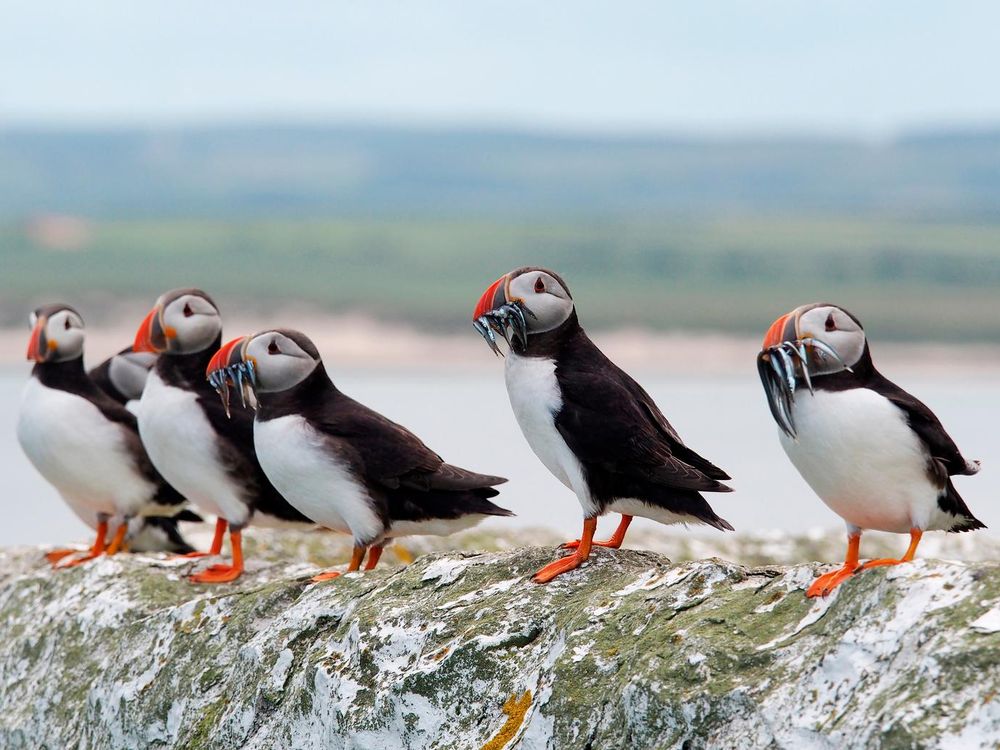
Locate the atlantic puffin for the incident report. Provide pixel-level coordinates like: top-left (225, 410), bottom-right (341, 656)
top-left (472, 267), bottom-right (733, 583)
top-left (206, 328), bottom-right (512, 580)
top-left (758, 303), bottom-right (985, 597)
top-left (132, 288), bottom-right (312, 583)
top-left (17, 304), bottom-right (186, 566)
top-left (89, 347), bottom-right (157, 406)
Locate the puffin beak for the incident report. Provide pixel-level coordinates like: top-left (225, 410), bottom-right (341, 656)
top-left (206, 336), bottom-right (253, 417)
top-left (472, 274), bottom-right (533, 355)
top-left (133, 306), bottom-right (171, 353)
top-left (757, 309), bottom-right (805, 438)
top-left (473, 275), bottom-right (508, 320)
top-left (26, 316), bottom-right (50, 362)
top-left (761, 312), bottom-right (796, 350)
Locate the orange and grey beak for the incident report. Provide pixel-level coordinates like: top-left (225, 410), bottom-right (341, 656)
top-left (473, 274), bottom-right (509, 321)
top-left (26, 316), bottom-right (51, 362)
top-left (761, 311), bottom-right (798, 350)
top-left (206, 336), bottom-right (252, 418)
top-left (133, 306), bottom-right (173, 353)
top-left (207, 336), bottom-right (248, 376)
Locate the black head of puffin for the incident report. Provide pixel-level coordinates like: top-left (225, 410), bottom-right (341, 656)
top-left (133, 288), bottom-right (221, 355)
top-left (757, 302), bottom-right (869, 438)
top-left (26, 303), bottom-right (85, 364)
top-left (206, 328), bottom-right (321, 415)
top-left (472, 267), bottom-right (574, 355)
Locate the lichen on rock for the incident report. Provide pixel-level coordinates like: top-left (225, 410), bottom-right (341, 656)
top-left (1, 535), bottom-right (998, 749)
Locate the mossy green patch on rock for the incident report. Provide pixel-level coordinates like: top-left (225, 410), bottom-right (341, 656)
top-left (1, 543), bottom-right (998, 749)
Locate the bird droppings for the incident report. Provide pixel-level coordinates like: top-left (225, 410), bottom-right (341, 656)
top-left (1, 541), bottom-right (1000, 749)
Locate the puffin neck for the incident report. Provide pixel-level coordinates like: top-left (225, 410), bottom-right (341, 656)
top-left (256, 361), bottom-right (336, 420)
top-left (33, 355), bottom-right (87, 390)
top-left (809, 342), bottom-right (877, 391)
top-left (515, 310), bottom-right (582, 358)
top-left (156, 333), bottom-right (223, 390)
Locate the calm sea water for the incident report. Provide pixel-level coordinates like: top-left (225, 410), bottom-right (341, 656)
top-left (2, 366), bottom-right (997, 545)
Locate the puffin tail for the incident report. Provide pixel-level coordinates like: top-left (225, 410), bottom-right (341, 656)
top-left (939, 478), bottom-right (987, 532)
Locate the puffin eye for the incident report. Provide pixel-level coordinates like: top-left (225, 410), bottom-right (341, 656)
top-left (534, 277), bottom-right (546, 293)
top-left (183, 303), bottom-right (193, 318)
top-left (825, 312), bottom-right (837, 332)
top-left (64, 317), bottom-right (71, 330)
top-left (268, 340), bottom-right (280, 355)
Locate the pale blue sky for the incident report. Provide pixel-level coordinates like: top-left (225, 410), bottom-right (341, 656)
top-left (1, 0), bottom-right (998, 134)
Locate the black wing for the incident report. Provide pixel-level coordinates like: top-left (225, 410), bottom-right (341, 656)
top-left (313, 393), bottom-right (506, 492)
top-left (619, 369), bottom-right (731, 481)
top-left (866, 374), bottom-right (983, 531)
top-left (554, 351), bottom-right (732, 493)
top-left (870, 374), bottom-right (979, 478)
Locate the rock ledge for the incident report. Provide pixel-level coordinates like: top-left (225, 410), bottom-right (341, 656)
top-left (1, 544), bottom-right (999, 749)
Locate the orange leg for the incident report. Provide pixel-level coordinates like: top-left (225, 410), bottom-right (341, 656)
top-left (563, 514), bottom-right (632, 550)
top-left (364, 544), bottom-right (385, 571)
top-left (533, 518), bottom-right (597, 584)
top-left (312, 545), bottom-right (366, 582)
top-left (859, 529), bottom-right (923, 570)
top-left (57, 520), bottom-right (109, 568)
top-left (174, 517), bottom-right (227, 559)
top-left (105, 523), bottom-right (129, 555)
top-left (806, 532), bottom-right (861, 598)
top-left (189, 529), bottom-right (244, 583)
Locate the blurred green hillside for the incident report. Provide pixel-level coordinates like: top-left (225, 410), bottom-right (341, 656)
top-left (2, 126), bottom-right (999, 341)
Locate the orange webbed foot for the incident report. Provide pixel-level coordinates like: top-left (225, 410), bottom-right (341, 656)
top-left (532, 552), bottom-right (587, 584)
top-left (189, 565), bottom-right (243, 583)
top-left (806, 564), bottom-right (860, 598)
top-left (55, 551), bottom-right (105, 568)
top-left (311, 544), bottom-right (367, 581)
top-left (188, 528), bottom-right (243, 583)
top-left (311, 571), bottom-right (343, 583)
top-left (45, 549), bottom-right (78, 565)
top-left (200, 563), bottom-right (237, 574)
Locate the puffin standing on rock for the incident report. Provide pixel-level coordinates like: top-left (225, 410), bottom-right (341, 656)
top-left (206, 328), bottom-right (512, 580)
top-left (758, 303), bottom-right (985, 597)
top-left (133, 289), bottom-right (313, 583)
top-left (17, 304), bottom-right (186, 565)
top-left (473, 267), bottom-right (734, 583)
